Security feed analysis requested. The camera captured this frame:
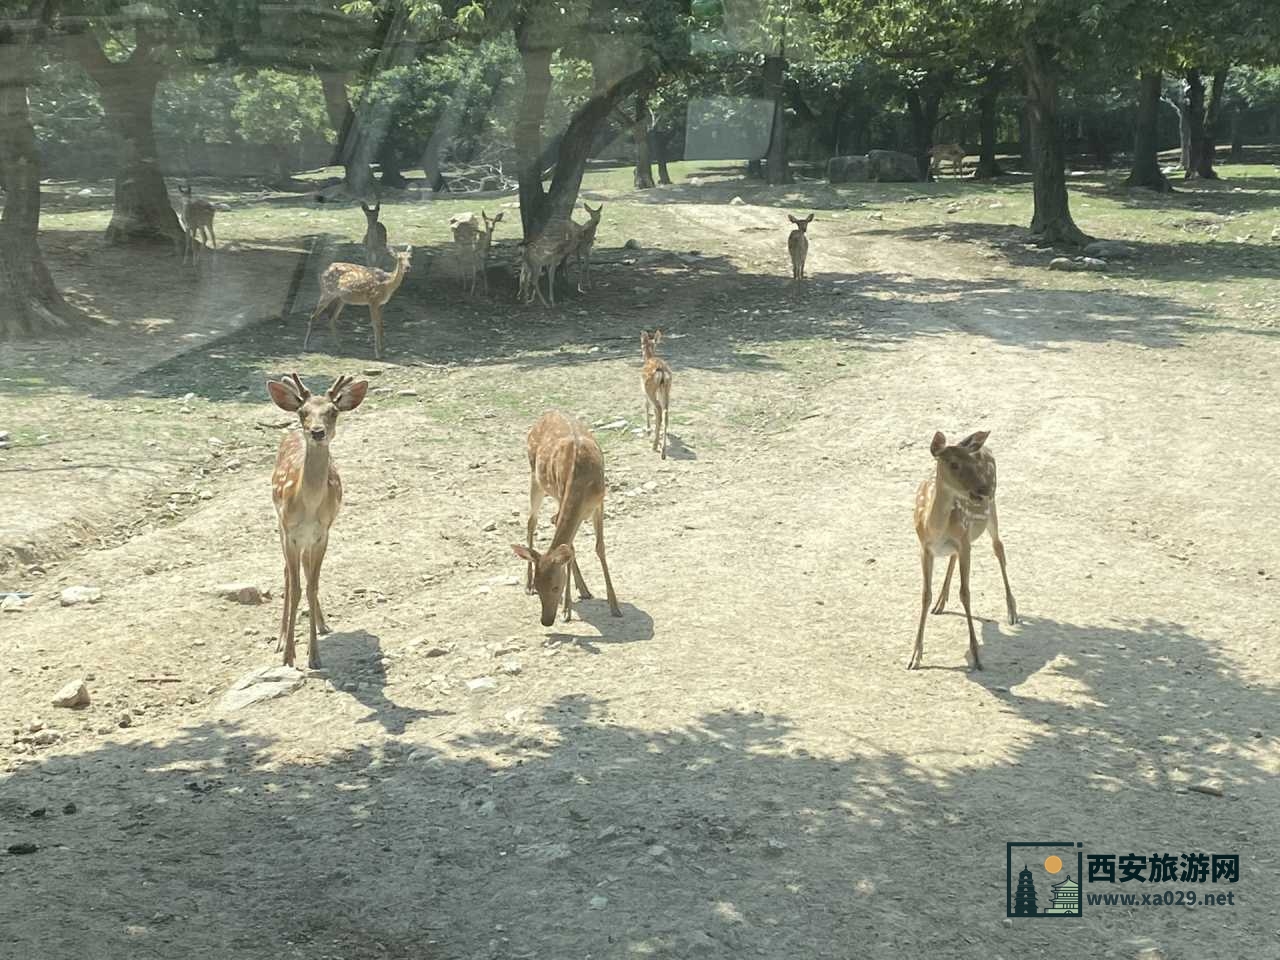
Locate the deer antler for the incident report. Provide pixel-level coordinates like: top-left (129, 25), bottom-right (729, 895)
top-left (327, 374), bottom-right (353, 399)
top-left (288, 372), bottom-right (311, 399)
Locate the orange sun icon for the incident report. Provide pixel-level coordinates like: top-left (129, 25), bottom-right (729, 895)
top-left (1044, 855), bottom-right (1063, 874)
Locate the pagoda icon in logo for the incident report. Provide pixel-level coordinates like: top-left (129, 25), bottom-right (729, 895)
top-left (1006, 842), bottom-right (1085, 919)
top-left (1044, 875), bottom-right (1080, 915)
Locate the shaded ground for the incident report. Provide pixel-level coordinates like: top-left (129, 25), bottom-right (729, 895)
top-left (2, 164), bottom-right (1279, 959)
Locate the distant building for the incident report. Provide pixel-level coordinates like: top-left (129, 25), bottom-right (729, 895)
top-left (1044, 876), bottom-right (1080, 915)
top-left (1013, 865), bottom-right (1039, 916)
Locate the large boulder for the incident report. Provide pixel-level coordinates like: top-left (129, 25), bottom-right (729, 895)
top-left (868, 149), bottom-right (923, 182)
top-left (827, 155), bottom-right (872, 183)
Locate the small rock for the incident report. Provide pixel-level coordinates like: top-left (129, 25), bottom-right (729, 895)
top-left (198, 490), bottom-right (213, 501)
top-left (589, 895), bottom-right (609, 910)
top-left (362, 368), bottom-right (383, 376)
top-left (213, 583), bottom-right (266, 605)
top-left (51, 680), bottom-right (90, 709)
top-left (6, 843), bottom-right (38, 855)
top-left (764, 838), bottom-right (788, 856)
top-left (28, 808), bottom-right (46, 818)
top-left (218, 666), bottom-right (305, 712)
top-left (63, 802), bottom-right (77, 815)
top-left (647, 843), bottom-right (668, 859)
top-left (1083, 240), bottom-right (1136, 259)
top-left (500, 659), bottom-right (522, 675)
top-left (946, 204), bottom-right (960, 214)
top-left (1, 596), bottom-right (24, 613)
top-left (26, 719), bottom-right (43, 733)
top-left (642, 480), bottom-right (658, 492)
top-left (31, 730), bottom-right (61, 745)
top-left (866, 211), bottom-right (883, 221)
top-left (729, 196), bottom-right (745, 205)
top-left (60, 586), bottom-right (102, 607)
top-left (423, 645), bottom-right (452, 658)
top-left (481, 520), bottom-right (498, 532)
top-left (623, 238), bottom-right (640, 249)
top-left (396, 388), bottom-right (418, 397)
top-left (466, 676), bottom-right (498, 692)
top-left (1002, 918), bottom-right (1013, 928)
top-left (1079, 256), bottom-right (1107, 270)
top-left (1188, 782), bottom-right (1225, 797)
top-left (117, 712), bottom-right (133, 728)
top-left (1048, 257), bottom-right (1073, 271)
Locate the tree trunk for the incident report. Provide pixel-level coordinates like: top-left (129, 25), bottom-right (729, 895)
top-left (1018, 103), bottom-right (1031, 168)
top-left (1023, 40), bottom-right (1087, 246)
top-left (974, 75), bottom-right (1004, 179)
top-left (376, 138), bottom-right (407, 189)
top-left (69, 30), bottom-right (181, 248)
top-left (633, 92), bottom-right (654, 189)
top-left (1126, 71), bottom-right (1171, 191)
top-left (1195, 68), bottom-right (1227, 178)
top-left (1183, 68), bottom-right (1209, 179)
top-left (514, 41), bottom-right (554, 238)
top-left (420, 121), bottom-right (451, 192)
top-left (319, 71), bottom-right (357, 175)
top-left (1229, 110), bottom-right (1243, 161)
top-left (747, 158), bottom-right (763, 178)
top-left (653, 128), bottom-right (672, 185)
top-left (1166, 91), bottom-right (1192, 169)
top-left (763, 52), bottom-right (790, 185)
top-left (0, 28), bottom-right (88, 337)
top-left (906, 87), bottom-right (941, 180)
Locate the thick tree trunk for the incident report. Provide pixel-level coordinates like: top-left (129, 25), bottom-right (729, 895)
top-left (515, 42), bottom-right (554, 238)
top-left (1018, 103), bottom-right (1031, 169)
top-left (0, 30), bottom-right (88, 337)
top-left (1023, 40), bottom-right (1087, 246)
top-left (906, 88), bottom-right (941, 181)
top-left (653, 129), bottom-right (672, 185)
top-left (1183, 69), bottom-right (1213, 179)
top-left (1165, 92), bottom-right (1192, 169)
top-left (319, 71), bottom-right (357, 175)
top-left (376, 138), bottom-right (407, 189)
top-left (420, 121), bottom-right (451, 192)
top-left (747, 158), bottom-right (763, 178)
top-left (633, 92), bottom-right (654, 189)
top-left (69, 30), bottom-right (181, 248)
top-left (1195, 69), bottom-right (1227, 179)
top-left (763, 53), bottom-right (790, 185)
top-left (974, 75), bottom-right (1004, 179)
top-left (1126, 71), bottom-right (1171, 191)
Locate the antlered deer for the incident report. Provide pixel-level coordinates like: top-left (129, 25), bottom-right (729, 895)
top-left (907, 430), bottom-right (1018, 671)
top-left (787, 213), bottom-right (813, 280)
top-left (640, 329), bottom-right (672, 459)
top-left (304, 245), bottom-right (412, 359)
top-left (513, 411), bottom-right (622, 626)
top-left (267, 373), bottom-right (368, 669)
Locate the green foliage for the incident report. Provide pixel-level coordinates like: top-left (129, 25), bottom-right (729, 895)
top-left (231, 69), bottom-right (332, 146)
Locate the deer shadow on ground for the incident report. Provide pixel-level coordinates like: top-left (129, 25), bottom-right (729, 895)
top-left (540, 598), bottom-right (655, 654)
top-left (315, 627), bottom-right (451, 735)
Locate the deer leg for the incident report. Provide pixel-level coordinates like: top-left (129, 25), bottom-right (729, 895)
top-left (208, 223), bottom-right (216, 251)
top-left (280, 545), bottom-right (302, 668)
top-left (645, 395), bottom-right (653, 437)
top-left (651, 401), bottom-right (661, 453)
top-left (932, 556), bottom-right (956, 614)
top-left (958, 542), bottom-right (982, 670)
top-left (571, 554), bottom-right (593, 600)
top-left (526, 477), bottom-right (544, 594)
top-left (989, 502), bottom-right (1018, 625)
top-left (533, 265), bottom-right (551, 307)
top-left (661, 403), bottom-right (669, 460)
top-left (276, 556), bottom-right (290, 652)
top-left (305, 298), bottom-right (330, 350)
top-left (546, 259), bottom-right (558, 307)
top-left (593, 505), bottom-right (621, 617)
top-left (311, 534), bottom-right (331, 635)
top-left (328, 301), bottom-right (346, 348)
top-left (370, 303), bottom-right (384, 360)
top-left (907, 549), bottom-right (933, 670)
top-left (303, 545), bottom-right (324, 670)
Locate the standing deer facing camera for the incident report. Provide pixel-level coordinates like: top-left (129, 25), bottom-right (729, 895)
top-left (178, 184), bottom-right (217, 263)
top-left (267, 373), bottom-right (369, 669)
top-left (640, 329), bottom-right (672, 459)
top-left (513, 411), bottom-right (622, 626)
top-left (907, 430), bottom-right (1018, 671)
top-left (361, 202), bottom-right (389, 267)
top-left (787, 213), bottom-right (813, 280)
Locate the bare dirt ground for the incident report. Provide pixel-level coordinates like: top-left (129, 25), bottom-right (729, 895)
top-left (2, 174), bottom-right (1279, 959)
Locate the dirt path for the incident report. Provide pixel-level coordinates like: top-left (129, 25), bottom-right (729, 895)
top-left (2, 202), bottom-right (1278, 960)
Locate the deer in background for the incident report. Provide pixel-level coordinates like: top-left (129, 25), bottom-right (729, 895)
top-left (518, 220), bottom-right (578, 307)
top-left (787, 213), bottom-right (813, 280)
top-left (641, 328), bottom-right (672, 459)
top-left (571, 202), bottom-right (603, 292)
top-left (513, 411), bottom-right (622, 626)
top-left (449, 212), bottom-right (481, 294)
top-left (929, 143), bottom-right (966, 177)
top-left (305, 245), bottom-right (412, 360)
top-left (907, 430), bottom-right (1018, 672)
top-left (178, 184), bottom-right (217, 264)
top-left (266, 373), bottom-right (368, 669)
top-left (361, 202), bottom-right (389, 267)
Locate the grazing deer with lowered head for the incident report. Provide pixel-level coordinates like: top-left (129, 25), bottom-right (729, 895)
top-left (787, 213), bottom-right (813, 280)
top-left (640, 328), bottom-right (672, 459)
top-left (518, 220), bottom-right (578, 307)
top-left (178, 184), bottom-right (217, 264)
top-left (267, 373), bottom-right (368, 669)
top-left (513, 411), bottom-right (622, 626)
top-left (571, 202), bottom-right (603, 292)
top-left (907, 430), bottom-right (1017, 672)
top-left (305, 245), bottom-right (412, 360)
top-left (928, 143), bottom-right (966, 177)
top-left (361, 202), bottom-right (389, 267)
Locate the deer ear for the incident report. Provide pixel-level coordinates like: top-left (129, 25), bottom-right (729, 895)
top-left (268, 379), bottom-right (304, 412)
top-left (512, 544), bottom-right (538, 563)
top-left (333, 379), bottom-right (368, 411)
top-left (806, 213), bottom-right (815, 223)
top-left (788, 215), bottom-right (798, 224)
top-left (930, 431), bottom-right (947, 457)
top-left (654, 328), bottom-right (663, 343)
top-left (545, 544), bottom-right (574, 567)
top-left (960, 430), bottom-right (990, 451)
top-left (494, 212), bottom-right (503, 222)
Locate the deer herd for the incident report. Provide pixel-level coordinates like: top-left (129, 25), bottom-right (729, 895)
top-left (174, 181), bottom-right (1012, 672)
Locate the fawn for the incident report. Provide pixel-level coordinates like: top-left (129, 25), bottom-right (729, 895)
top-left (267, 373), bottom-right (368, 669)
top-left (461, 209), bottom-right (504, 296)
top-left (178, 185), bottom-right (217, 264)
top-left (305, 245), bottom-right (412, 360)
top-left (361, 202), bottom-right (389, 267)
top-left (572, 203), bottom-right (603, 292)
top-left (640, 329), bottom-right (672, 459)
top-left (513, 411), bottom-right (622, 626)
top-left (518, 220), bottom-right (578, 307)
top-left (907, 430), bottom-right (1018, 671)
top-left (787, 213), bottom-right (813, 280)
